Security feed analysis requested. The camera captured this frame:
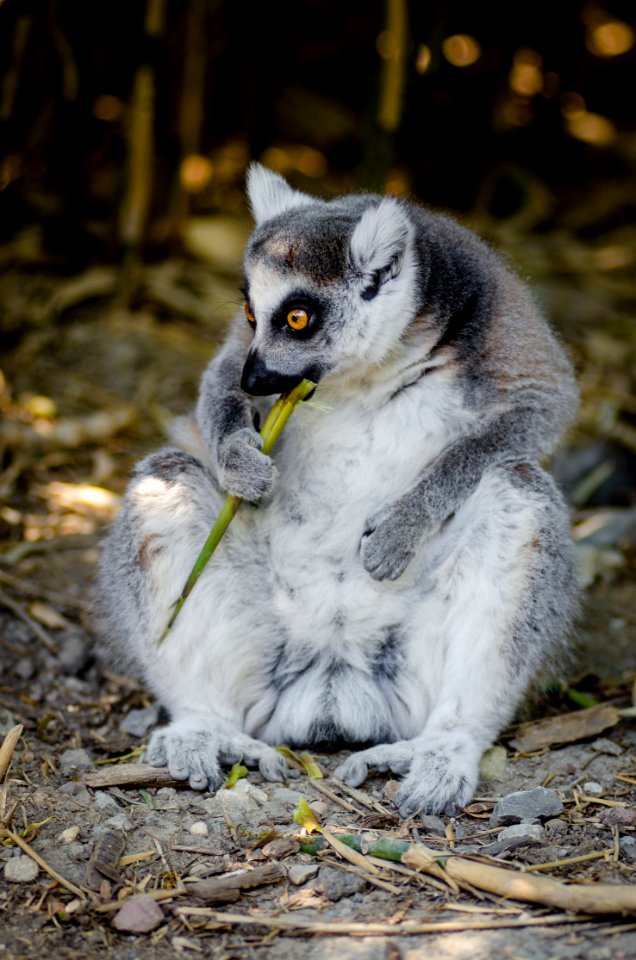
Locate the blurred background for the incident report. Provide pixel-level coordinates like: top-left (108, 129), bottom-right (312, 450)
top-left (0, 0), bottom-right (635, 681)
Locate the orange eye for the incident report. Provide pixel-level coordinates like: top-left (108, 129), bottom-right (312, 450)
top-left (244, 303), bottom-right (255, 325)
top-left (287, 308), bottom-right (309, 331)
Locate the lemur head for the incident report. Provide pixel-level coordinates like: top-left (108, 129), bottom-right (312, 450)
top-left (240, 164), bottom-right (419, 396)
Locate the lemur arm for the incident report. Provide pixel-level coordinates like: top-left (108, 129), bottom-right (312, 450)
top-left (361, 400), bottom-right (570, 582)
top-left (196, 322), bottom-right (274, 502)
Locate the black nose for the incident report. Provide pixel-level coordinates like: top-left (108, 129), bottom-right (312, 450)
top-left (241, 351), bottom-right (306, 396)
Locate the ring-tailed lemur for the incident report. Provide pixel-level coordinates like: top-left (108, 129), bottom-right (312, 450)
top-left (99, 164), bottom-right (578, 816)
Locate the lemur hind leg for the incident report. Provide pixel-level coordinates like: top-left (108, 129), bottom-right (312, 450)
top-left (334, 462), bottom-right (576, 816)
top-left (99, 448), bottom-right (289, 790)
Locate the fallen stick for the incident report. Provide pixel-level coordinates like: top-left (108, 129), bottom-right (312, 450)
top-left (189, 909), bottom-right (590, 936)
top-left (1, 828), bottom-right (83, 898)
top-left (301, 833), bottom-right (636, 916)
top-left (184, 863), bottom-right (285, 903)
top-left (0, 724), bottom-right (23, 782)
top-left (403, 844), bottom-right (636, 916)
top-left (82, 762), bottom-right (181, 789)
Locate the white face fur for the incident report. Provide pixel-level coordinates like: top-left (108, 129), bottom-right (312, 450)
top-left (240, 165), bottom-right (420, 395)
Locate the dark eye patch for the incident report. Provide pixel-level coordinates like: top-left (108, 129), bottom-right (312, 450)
top-left (271, 290), bottom-right (325, 338)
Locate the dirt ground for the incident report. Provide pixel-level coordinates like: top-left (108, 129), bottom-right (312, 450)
top-left (1, 219), bottom-right (636, 958)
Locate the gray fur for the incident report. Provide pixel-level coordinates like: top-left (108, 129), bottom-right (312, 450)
top-left (99, 165), bottom-right (578, 815)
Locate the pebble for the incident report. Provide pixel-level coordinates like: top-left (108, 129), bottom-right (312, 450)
top-left (112, 894), bottom-right (164, 934)
top-left (497, 823), bottom-right (545, 843)
top-left (4, 856), bottom-right (39, 883)
top-left (479, 745), bottom-right (508, 781)
top-left (600, 807), bottom-right (636, 828)
top-left (315, 865), bottom-right (368, 901)
top-left (59, 748), bottom-right (94, 774)
top-left (189, 821), bottom-right (208, 837)
top-left (155, 788), bottom-right (179, 811)
top-left (591, 737), bottom-right (623, 756)
top-left (619, 837), bottom-right (636, 863)
top-left (94, 791), bottom-right (121, 812)
top-left (288, 863), bottom-right (319, 886)
top-left (261, 838), bottom-right (297, 860)
top-left (269, 787), bottom-right (303, 807)
top-left (102, 813), bottom-right (134, 832)
top-left (311, 800), bottom-right (328, 816)
top-left (418, 814), bottom-right (446, 836)
top-left (490, 787), bottom-right (564, 826)
top-left (216, 780), bottom-right (267, 812)
top-left (545, 818), bottom-right (568, 835)
top-left (582, 780), bottom-right (603, 797)
top-left (58, 826), bottom-right (81, 844)
top-left (120, 704), bottom-right (160, 738)
top-left (58, 633), bottom-right (90, 674)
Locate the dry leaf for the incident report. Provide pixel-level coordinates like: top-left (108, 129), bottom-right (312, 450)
top-left (510, 704), bottom-right (620, 753)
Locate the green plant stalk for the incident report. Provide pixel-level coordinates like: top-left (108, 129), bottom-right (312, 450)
top-left (299, 833), bottom-right (412, 863)
top-left (159, 378), bottom-right (316, 644)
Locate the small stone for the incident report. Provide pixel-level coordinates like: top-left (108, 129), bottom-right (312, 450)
top-left (0, 709), bottom-right (16, 736)
top-left (189, 821), bottom-right (208, 837)
top-left (59, 748), bottom-right (94, 774)
top-left (591, 738), bottom-right (623, 757)
top-left (315, 865), bottom-right (368, 901)
top-left (261, 838), bottom-right (297, 860)
top-left (490, 787), bottom-right (564, 826)
top-left (58, 633), bottom-right (90, 674)
top-left (582, 781), bottom-right (603, 797)
top-left (545, 818), bottom-right (568, 835)
top-left (155, 787), bottom-right (179, 811)
top-left (384, 780), bottom-right (400, 804)
top-left (270, 787), bottom-right (303, 807)
top-left (102, 813), bottom-right (134, 832)
top-left (288, 863), bottom-right (319, 886)
top-left (311, 800), bottom-right (328, 816)
top-left (58, 826), bottom-right (81, 844)
top-left (479, 745), bottom-right (508, 782)
top-left (15, 657), bottom-right (35, 680)
top-left (418, 814), bottom-right (446, 836)
top-left (497, 823), bottom-right (545, 843)
top-left (600, 807), bottom-right (636, 828)
top-left (216, 780), bottom-right (267, 811)
top-left (121, 705), bottom-right (160, 738)
top-left (619, 837), bottom-right (636, 863)
top-left (112, 894), bottom-right (164, 934)
top-left (94, 791), bottom-right (121, 812)
top-left (4, 856), bottom-right (39, 883)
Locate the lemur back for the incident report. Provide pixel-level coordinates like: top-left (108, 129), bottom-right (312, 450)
top-left (99, 165), bottom-right (578, 815)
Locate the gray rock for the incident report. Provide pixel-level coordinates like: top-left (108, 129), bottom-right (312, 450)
top-left (15, 657), bottom-right (35, 680)
top-left (497, 823), bottom-right (545, 843)
top-left (101, 813), bottom-right (134, 832)
top-left (582, 780), bottom-right (603, 796)
top-left (591, 737), bottom-right (623, 756)
top-left (58, 633), bottom-right (90, 674)
top-left (315, 865), bottom-right (368, 901)
top-left (288, 863), bottom-right (320, 886)
top-left (4, 856), bottom-right (39, 883)
top-left (490, 787), bottom-right (564, 826)
top-left (545, 818), bottom-right (568, 834)
top-left (59, 748), bottom-right (94, 774)
top-left (94, 791), bottom-right (121, 812)
top-left (0, 709), bottom-right (16, 736)
top-left (120, 704), bottom-right (160, 738)
top-left (619, 837), bottom-right (636, 863)
top-left (418, 814), bottom-right (446, 836)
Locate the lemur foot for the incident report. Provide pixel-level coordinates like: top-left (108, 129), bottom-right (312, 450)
top-left (334, 736), bottom-right (477, 817)
top-left (146, 717), bottom-right (289, 791)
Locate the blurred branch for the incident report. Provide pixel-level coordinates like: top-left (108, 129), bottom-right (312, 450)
top-left (118, 0), bottom-right (166, 301)
top-left (377, 0), bottom-right (407, 134)
top-left (1, 14), bottom-right (31, 121)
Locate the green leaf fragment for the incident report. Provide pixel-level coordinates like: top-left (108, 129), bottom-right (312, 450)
top-left (224, 762), bottom-right (248, 788)
top-left (293, 797), bottom-right (322, 834)
top-left (298, 751), bottom-right (323, 779)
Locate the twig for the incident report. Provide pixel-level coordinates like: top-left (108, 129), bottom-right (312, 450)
top-left (193, 910), bottom-right (591, 936)
top-left (0, 588), bottom-right (57, 652)
top-left (160, 379), bottom-right (315, 642)
top-left (307, 779), bottom-right (365, 816)
top-left (1, 828), bottom-right (83, 897)
top-left (332, 778), bottom-right (398, 820)
top-left (83, 762), bottom-right (181, 789)
top-left (0, 725), bottom-right (23, 782)
top-left (403, 845), bottom-right (636, 915)
top-left (522, 850), bottom-right (613, 872)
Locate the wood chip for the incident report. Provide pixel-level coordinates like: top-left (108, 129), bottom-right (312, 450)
top-left (509, 704), bottom-right (620, 753)
top-left (184, 863), bottom-right (285, 903)
top-left (86, 830), bottom-right (126, 887)
top-left (83, 762), bottom-right (182, 788)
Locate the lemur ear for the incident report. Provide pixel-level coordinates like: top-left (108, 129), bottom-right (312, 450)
top-left (247, 163), bottom-right (317, 225)
top-left (349, 197), bottom-right (412, 275)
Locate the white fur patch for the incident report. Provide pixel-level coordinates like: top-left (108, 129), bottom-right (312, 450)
top-left (247, 163), bottom-right (317, 225)
top-left (349, 197), bottom-right (413, 275)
